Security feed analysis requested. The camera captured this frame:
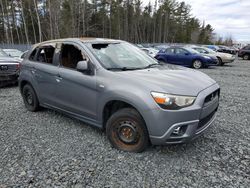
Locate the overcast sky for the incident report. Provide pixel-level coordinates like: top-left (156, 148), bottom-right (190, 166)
top-left (142, 0), bottom-right (250, 42)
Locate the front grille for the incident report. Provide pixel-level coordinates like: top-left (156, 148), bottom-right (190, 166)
top-left (197, 110), bottom-right (216, 131)
top-left (204, 89), bottom-right (220, 105)
top-left (0, 63), bottom-right (18, 75)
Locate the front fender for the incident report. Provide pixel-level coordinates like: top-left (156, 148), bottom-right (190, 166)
top-left (96, 88), bottom-right (157, 125)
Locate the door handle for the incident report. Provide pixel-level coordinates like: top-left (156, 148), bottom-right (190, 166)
top-left (30, 66), bottom-right (36, 74)
top-left (55, 74), bottom-right (62, 82)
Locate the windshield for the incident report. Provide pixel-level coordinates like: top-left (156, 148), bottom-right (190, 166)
top-left (0, 50), bottom-right (9, 57)
top-left (184, 47), bottom-right (199, 54)
top-left (87, 42), bottom-right (159, 70)
top-left (3, 49), bottom-right (23, 57)
top-left (203, 47), bottom-right (216, 54)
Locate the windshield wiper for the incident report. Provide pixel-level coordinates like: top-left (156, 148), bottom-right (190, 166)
top-left (107, 67), bottom-right (142, 71)
top-left (143, 63), bottom-right (162, 69)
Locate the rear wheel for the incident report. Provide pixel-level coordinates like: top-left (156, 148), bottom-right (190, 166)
top-left (106, 108), bottom-right (149, 152)
top-left (22, 84), bottom-right (40, 112)
top-left (243, 54), bottom-right (249, 60)
top-left (192, 60), bottom-right (203, 69)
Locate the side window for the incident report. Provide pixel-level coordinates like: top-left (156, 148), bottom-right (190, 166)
top-left (21, 52), bottom-right (27, 59)
top-left (165, 48), bottom-right (174, 54)
top-left (36, 44), bottom-right (56, 64)
top-left (60, 44), bottom-right (86, 69)
top-left (175, 48), bottom-right (188, 55)
top-left (195, 48), bottom-right (205, 53)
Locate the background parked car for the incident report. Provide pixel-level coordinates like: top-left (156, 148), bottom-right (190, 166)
top-left (155, 46), bottom-right (218, 69)
top-left (192, 46), bottom-right (235, 66)
top-left (203, 45), bottom-right (220, 51)
top-left (141, 48), bottom-right (159, 57)
top-left (0, 49), bottom-right (20, 87)
top-left (3, 49), bottom-right (23, 58)
top-left (217, 45), bottom-right (237, 55)
top-left (238, 45), bottom-right (250, 60)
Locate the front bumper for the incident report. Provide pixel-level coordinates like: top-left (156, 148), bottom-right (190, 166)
top-left (223, 57), bottom-right (235, 63)
top-left (144, 83), bottom-right (220, 145)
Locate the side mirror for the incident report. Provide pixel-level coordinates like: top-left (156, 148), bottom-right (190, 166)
top-left (76, 60), bottom-right (88, 72)
top-left (185, 52), bottom-right (190, 55)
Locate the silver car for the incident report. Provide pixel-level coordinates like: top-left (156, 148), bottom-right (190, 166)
top-left (19, 38), bottom-right (220, 152)
top-left (193, 46), bottom-right (235, 66)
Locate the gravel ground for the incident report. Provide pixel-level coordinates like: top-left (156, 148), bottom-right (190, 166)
top-left (0, 60), bottom-right (250, 187)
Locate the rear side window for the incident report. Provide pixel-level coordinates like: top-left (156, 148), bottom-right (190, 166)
top-left (29, 48), bottom-right (37, 61)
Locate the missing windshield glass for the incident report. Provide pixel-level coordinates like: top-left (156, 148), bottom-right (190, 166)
top-left (92, 43), bottom-right (120, 50)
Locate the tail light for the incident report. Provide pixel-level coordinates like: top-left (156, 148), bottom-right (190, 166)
top-left (16, 63), bottom-right (20, 70)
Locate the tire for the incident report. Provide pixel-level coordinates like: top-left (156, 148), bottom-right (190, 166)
top-left (192, 60), bottom-right (203, 69)
top-left (217, 57), bottom-right (224, 66)
top-left (106, 108), bottom-right (149, 152)
top-left (243, 54), bottom-right (249, 60)
top-left (22, 84), bottom-right (40, 112)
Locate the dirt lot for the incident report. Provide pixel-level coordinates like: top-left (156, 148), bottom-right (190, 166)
top-left (0, 60), bottom-right (249, 187)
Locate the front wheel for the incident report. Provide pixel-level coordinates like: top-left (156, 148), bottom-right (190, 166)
top-left (217, 57), bottom-right (224, 66)
top-left (106, 108), bottom-right (149, 152)
top-left (22, 84), bottom-right (40, 112)
top-left (192, 60), bottom-right (203, 69)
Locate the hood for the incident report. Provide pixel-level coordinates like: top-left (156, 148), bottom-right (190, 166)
top-left (118, 64), bottom-right (216, 96)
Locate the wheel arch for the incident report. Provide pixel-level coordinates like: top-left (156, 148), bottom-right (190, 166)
top-left (101, 99), bottom-right (146, 130)
top-left (19, 80), bottom-right (32, 92)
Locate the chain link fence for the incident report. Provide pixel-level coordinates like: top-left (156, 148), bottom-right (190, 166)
top-left (0, 44), bottom-right (32, 52)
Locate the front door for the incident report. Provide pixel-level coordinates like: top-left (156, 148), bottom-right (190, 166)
top-left (54, 42), bottom-right (98, 120)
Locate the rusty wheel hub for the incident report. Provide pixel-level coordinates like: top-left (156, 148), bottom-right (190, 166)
top-left (117, 121), bottom-right (138, 144)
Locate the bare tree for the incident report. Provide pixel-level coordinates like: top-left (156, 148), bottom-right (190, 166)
top-left (20, 0), bottom-right (29, 44)
top-left (33, 0), bottom-right (42, 42)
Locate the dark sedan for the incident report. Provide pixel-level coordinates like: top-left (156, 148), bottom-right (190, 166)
top-left (0, 49), bottom-right (20, 87)
top-left (155, 46), bottom-right (218, 69)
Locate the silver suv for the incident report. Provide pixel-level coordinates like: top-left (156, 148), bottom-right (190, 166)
top-left (19, 38), bottom-right (220, 152)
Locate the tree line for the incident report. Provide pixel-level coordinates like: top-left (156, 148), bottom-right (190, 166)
top-left (0, 0), bottom-right (216, 45)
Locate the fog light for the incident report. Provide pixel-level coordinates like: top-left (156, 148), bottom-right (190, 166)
top-left (171, 125), bottom-right (188, 136)
top-left (173, 127), bottom-right (181, 134)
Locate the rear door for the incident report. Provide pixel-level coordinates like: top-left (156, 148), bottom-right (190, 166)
top-left (29, 43), bottom-right (59, 105)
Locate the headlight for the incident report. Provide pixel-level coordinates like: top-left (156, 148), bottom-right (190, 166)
top-left (203, 55), bottom-right (211, 59)
top-left (151, 92), bottom-right (196, 110)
